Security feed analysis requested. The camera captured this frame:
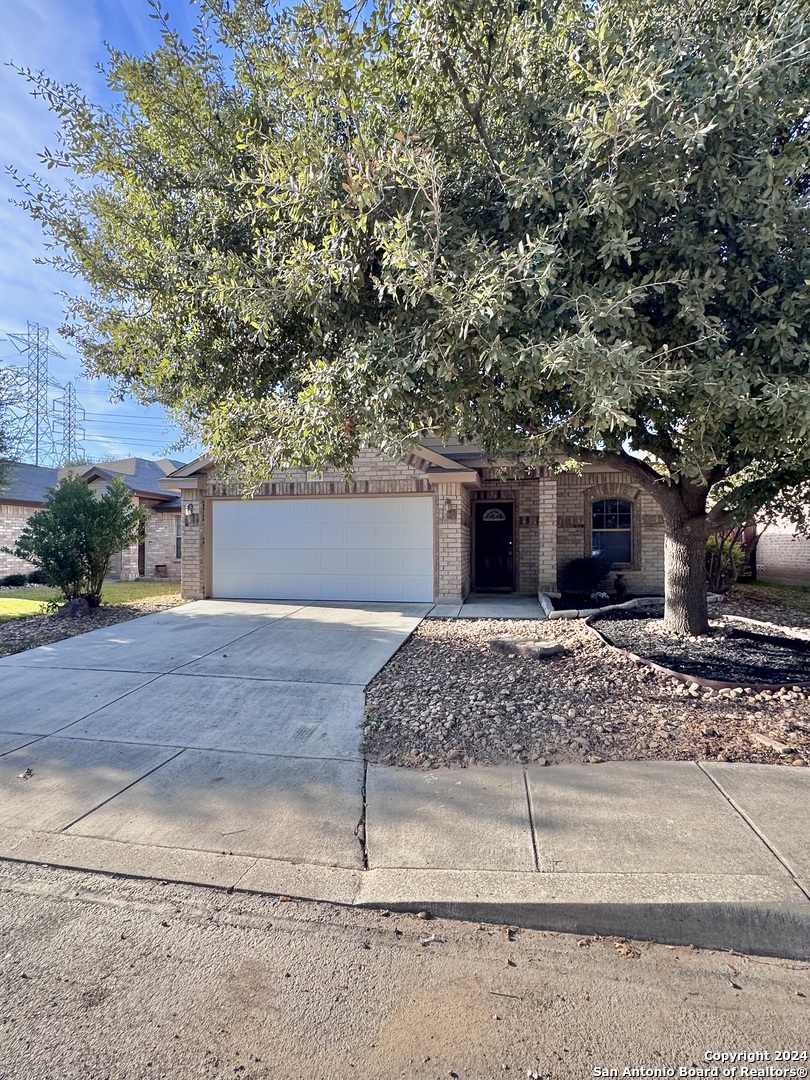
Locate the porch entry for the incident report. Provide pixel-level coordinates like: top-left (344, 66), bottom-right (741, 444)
top-left (473, 501), bottom-right (515, 591)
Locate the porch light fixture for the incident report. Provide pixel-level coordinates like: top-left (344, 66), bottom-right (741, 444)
top-left (185, 502), bottom-right (196, 517)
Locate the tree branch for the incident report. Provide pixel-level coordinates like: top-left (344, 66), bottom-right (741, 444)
top-left (436, 47), bottom-right (502, 180)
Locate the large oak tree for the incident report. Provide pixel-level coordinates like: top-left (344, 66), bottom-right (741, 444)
top-left (12, 0), bottom-right (810, 633)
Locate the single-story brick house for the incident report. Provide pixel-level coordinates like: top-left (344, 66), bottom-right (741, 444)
top-left (160, 440), bottom-right (666, 603)
top-left (0, 462), bottom-right (59, 579)
top-left (0, 457), bottom-right (187, 581)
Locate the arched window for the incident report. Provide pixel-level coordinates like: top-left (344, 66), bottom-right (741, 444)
top-left (592, 498), bottom-right (632, 564)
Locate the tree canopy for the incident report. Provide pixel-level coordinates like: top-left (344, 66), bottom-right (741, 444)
top-left (12, 0), bottom-right (810, 631)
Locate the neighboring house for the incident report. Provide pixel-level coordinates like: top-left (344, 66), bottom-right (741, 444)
top-left (755, 518), bottom-right (810, 586)
top-left (0, 457), bottom-right (187, 581)
top-left (0, 462), bottom-right (59, 577)
top-left (160, 441), bottom-right (666, 603)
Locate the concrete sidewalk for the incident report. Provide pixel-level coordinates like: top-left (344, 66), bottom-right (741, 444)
top-left (1, 753), bottom-right (807, 958)
top-left (1, 599), bottom-right (808, 960)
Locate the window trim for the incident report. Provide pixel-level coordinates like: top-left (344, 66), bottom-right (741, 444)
top-left (583, 486), bottom-right (642, 571)
top-left (591, 497), bottom-right (633, 566)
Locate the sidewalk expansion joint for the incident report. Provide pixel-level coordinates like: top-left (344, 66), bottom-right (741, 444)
top-left (522, 768), bottom-right (540, 872)
top-left (354, 759), bottom-right (369, 870)
top-left (696, 761), bottom-right (810, 902)
top-left (57, 748), bottom-right (187, 835)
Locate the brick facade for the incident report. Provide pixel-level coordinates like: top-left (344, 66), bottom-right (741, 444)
top-left (0, 503), bottom-right (40, 577)
top-left (101, 502), bottom-right (182, 582)
top-left (434, 483), bottom-right (471, 601)
top-left (757, 523), bottom-right (810, 586)
top-left (177, 452), bottom-right (667, 601)
top-left (143, 508), bottom-right (182, 580)
top-left (556, 471), bottom-right (665, 594)
top-left (180, 490), bottom-right (206, 599)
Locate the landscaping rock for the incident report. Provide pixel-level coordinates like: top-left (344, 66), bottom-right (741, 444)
top-left (749, 733), bottom-right (792, 754)
top-left (0, 596), bottom-right (185, 659)
top-left (57, 598), bottom-right (91, 620)
top-left (490, 635), bottom-right (563, 659)
top-left (363, 593), bottom-right (810, 771)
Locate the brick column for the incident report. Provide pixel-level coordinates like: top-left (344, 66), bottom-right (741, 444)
top-left (180, 490), bottom-right (206, 599)
top-left (119, 543), bottom-right (140, 581)
top-left (537, 475), bottom-right (558, 596)
top-left (435, 483), bottom-right (472, 602)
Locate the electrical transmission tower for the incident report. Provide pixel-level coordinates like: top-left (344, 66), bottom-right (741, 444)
top-left (53, 382), bottom-right (86, 465)
top-left (7, 321), bottom-right (62, 466)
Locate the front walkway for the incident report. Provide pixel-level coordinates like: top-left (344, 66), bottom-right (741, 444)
top-left (427, 594), bottom-right (547, 619)
top-left (1, 600), bottom-right (808, 959)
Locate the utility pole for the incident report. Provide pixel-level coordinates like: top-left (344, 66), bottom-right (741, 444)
top-left (7, 321), bottom-right (62, 466)
top-left (53, 381), bottom-right (86, 465)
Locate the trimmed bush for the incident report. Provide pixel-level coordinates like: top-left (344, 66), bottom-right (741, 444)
top-left (27, 569), bottom-right (50, 585)
top-left (559, 555), bottom-right (611, 597)
top-left (0, 573), bottom-right (29, 587)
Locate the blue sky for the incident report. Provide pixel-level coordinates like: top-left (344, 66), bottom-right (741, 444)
top-left (0, 0), bottom-right (201, 465)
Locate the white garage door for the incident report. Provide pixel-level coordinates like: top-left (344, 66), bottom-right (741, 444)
top-left (211, 497), bottom-right (434, 602)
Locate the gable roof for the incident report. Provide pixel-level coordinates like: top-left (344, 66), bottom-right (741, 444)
top-left (0, 462), bottom-right (59, 505)
top-left (58, 457), bottom-right (188, 500)
top-left (157, 440), bottom-right (488, 488)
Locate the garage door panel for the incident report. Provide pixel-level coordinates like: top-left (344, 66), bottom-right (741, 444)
top-left (212, 497), bottom-right (434, 602)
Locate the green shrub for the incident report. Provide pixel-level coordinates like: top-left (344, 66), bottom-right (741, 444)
top-left (706, 531), bottom-right (749, 594)
top-left (560, 555), bottom-right (611, 596)
top-left (1, 476), bottom-right (146, 608)
top-left (0, 573), bottom-right (28, 587)
top-left (27, 569), bottom-right (50, 585)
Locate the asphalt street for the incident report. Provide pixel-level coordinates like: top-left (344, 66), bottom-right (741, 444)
top-left (1, 860), bottom-right (807, 1080)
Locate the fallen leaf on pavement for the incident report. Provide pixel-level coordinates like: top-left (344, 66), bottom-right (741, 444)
top-left (614, 939), bottom-right (640, 959)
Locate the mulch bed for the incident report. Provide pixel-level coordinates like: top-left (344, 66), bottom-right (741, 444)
top-left (0, 596), bottom-right (186, 659)
top-left (592, 609), bottom-right (810, 686)
top-left (363, 593), bottom-right (810, 770)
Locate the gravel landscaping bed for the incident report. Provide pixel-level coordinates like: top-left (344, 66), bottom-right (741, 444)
top-left (592, 610), bottom-right (810, 685)
top-left (363, 594), bottom-right (810, 770)
top-left (0, 595), bottom-right (186, 658)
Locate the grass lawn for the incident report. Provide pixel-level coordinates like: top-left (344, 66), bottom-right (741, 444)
top-left (0, 580), bottom-right (182, 608)
top-left (0, 597), bottom-right (51, 623)
top-left (731, 579), bottom-right (810, 615)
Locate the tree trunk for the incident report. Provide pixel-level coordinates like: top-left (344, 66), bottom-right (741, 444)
top-left (663, 520), bottom-right (710, 636)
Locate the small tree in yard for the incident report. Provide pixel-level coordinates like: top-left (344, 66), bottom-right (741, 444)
top-left (4, 477), bottom-right (146, 607)
top-left (11, 0), bottom-right (810, 634)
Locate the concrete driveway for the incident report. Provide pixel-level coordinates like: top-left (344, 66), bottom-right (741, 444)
top-left (0, 600), bottom-right (429, 874)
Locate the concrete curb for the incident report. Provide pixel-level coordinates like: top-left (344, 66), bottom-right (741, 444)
top-left (539, 594), bottom-right (726, 621)
top-left (2, 827), bottom-right (808, 961)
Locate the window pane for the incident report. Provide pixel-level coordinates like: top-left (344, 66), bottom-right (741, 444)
top-left (592, 530), bottom-right (631, 563)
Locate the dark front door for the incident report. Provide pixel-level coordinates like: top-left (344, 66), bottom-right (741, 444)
top-left (138, 541), bottom-right (145, 577)
top-left (474, 502), bottom-right (514, 590)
